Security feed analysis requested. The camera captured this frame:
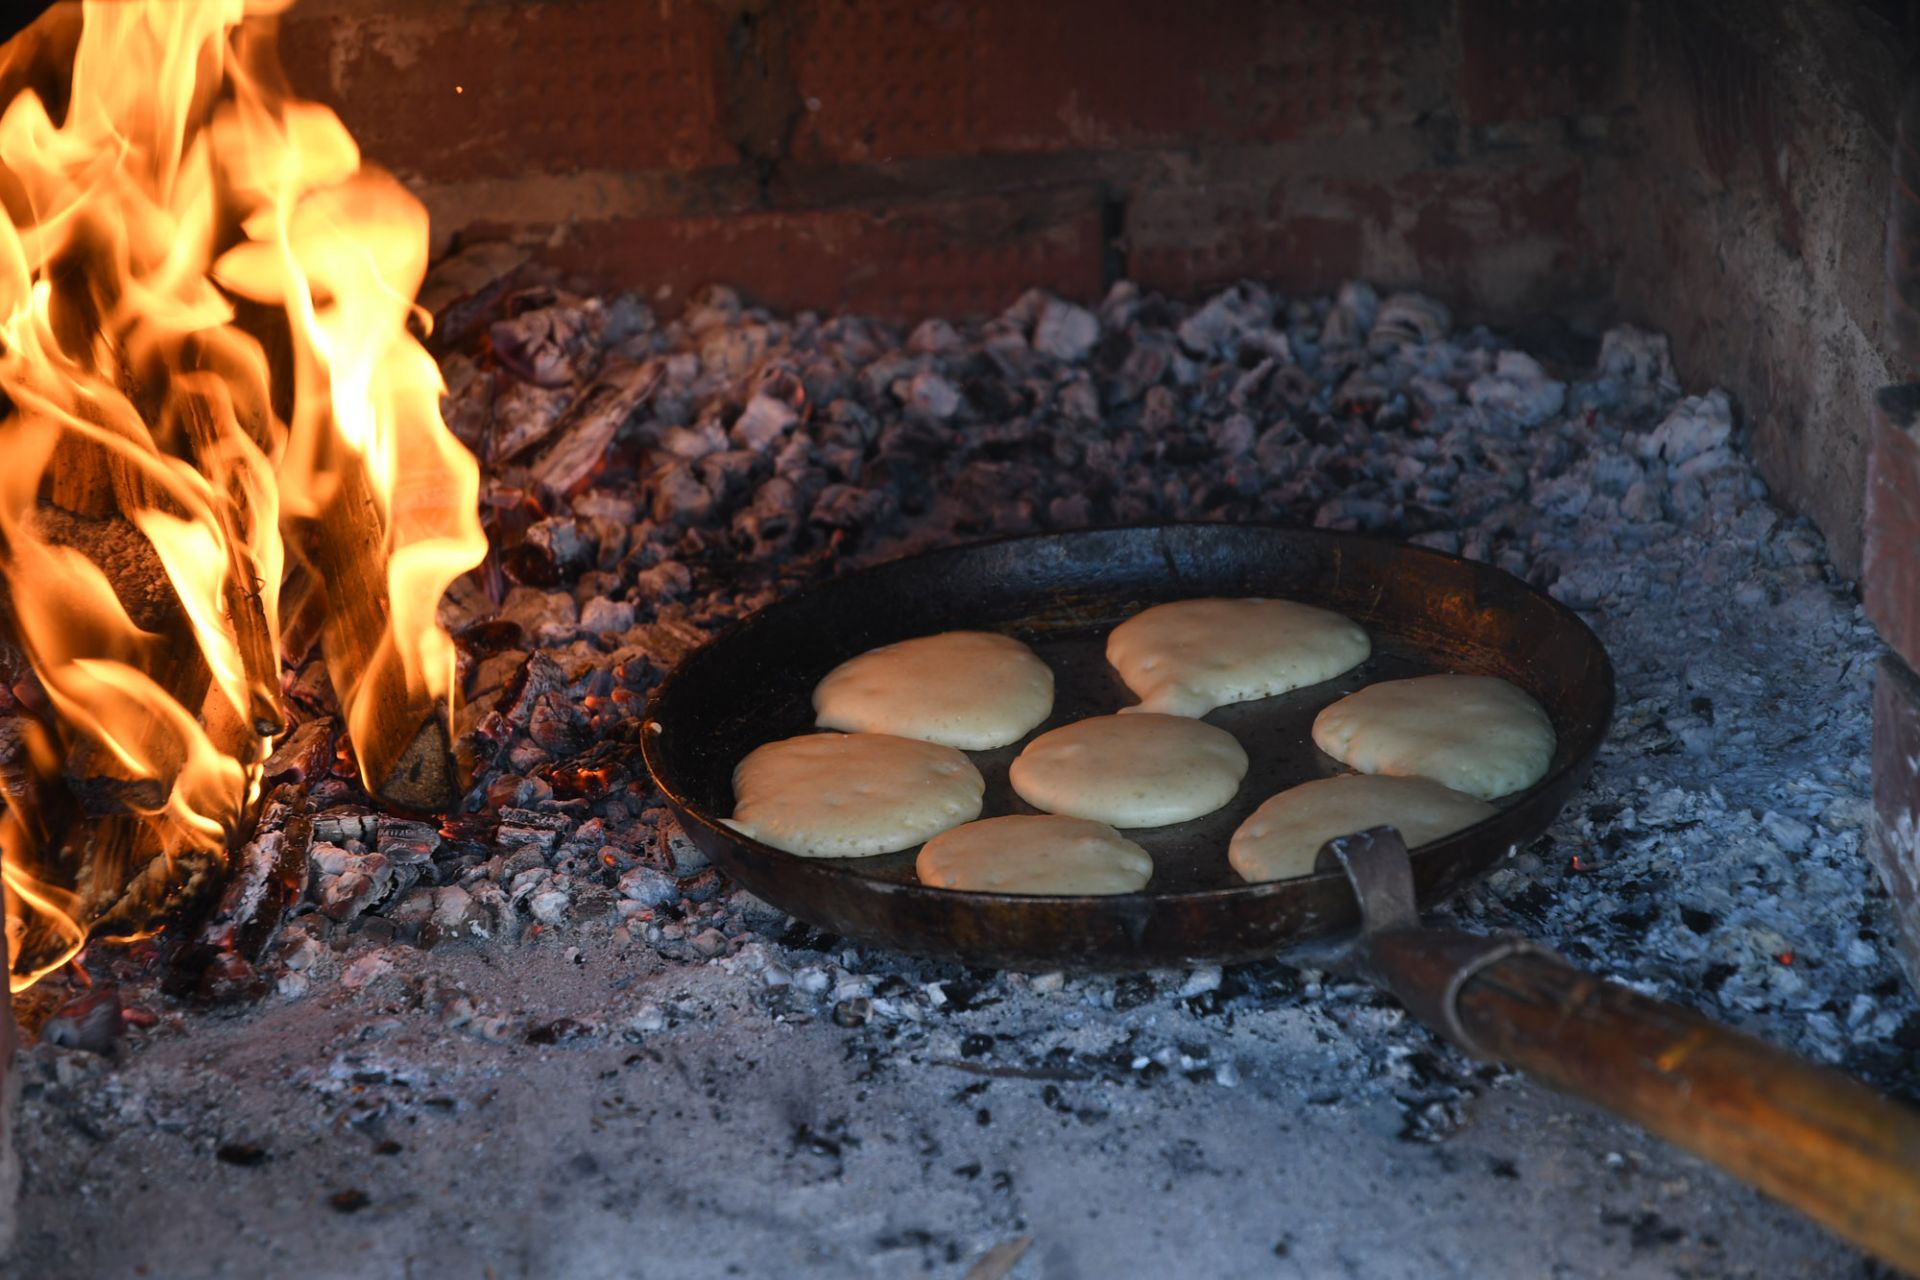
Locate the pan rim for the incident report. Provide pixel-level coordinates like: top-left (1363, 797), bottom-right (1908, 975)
top-left (639, 520), bottom-right (1614, 909)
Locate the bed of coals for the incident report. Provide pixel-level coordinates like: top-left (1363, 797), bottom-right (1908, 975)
top-left (432, 271), bottom-right (1914, 1088)
top-left (8, 270), bottom-right (1912, 1278)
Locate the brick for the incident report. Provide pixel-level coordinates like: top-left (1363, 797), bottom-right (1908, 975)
top-left (788, 0), bottom-right (1417, 165)
top-left (1126, 158), bottom-right (1592, 313)
top-left (1872, 655), bottom-right (1920, 990)
top-left (478, 188), bottom-right (1106, 319)
top-left (277, 0), bottom-right (736, 182)
top-left (1866, 396), bottom-right (1920, 673)
top-left (1130, 209), bottom-right (1363, 302)
top-left (1455, 0), bottom-right (1628, 126)
top-left (1395, 166), bottom-right (1590, 301)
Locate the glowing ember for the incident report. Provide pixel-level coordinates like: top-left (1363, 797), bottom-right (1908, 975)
top-left (0, 0), bottom-right (484, 988)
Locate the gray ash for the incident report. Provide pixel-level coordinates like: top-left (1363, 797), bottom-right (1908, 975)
top-left (205, 270), bottom-right (1920, 1093)
top-left (15, 269), bottom-right (1913, 1273)
top-left (409, 273), bottom-right (1914, 1091)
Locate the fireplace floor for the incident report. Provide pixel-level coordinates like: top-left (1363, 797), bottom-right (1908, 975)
top-left (9, 939), bottom-right (1865, 1277)
top-left (9, 277), bottom-right (1914, 1275)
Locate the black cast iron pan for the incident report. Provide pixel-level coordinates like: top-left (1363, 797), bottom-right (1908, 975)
top-left (641, 523), bottom-right (1612, 970)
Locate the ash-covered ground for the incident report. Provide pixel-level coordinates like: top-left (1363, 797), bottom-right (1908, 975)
top-left (7, 276), bottom-right (1910, 1278)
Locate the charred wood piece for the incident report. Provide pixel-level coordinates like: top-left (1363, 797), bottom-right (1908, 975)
top-left (523, 359), bottom-right (662, 503)
top-left (295, 462), bottom-right (456, 813)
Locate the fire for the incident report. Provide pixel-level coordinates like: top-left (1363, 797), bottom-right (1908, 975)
top-left (0, 1), bottom-right (485, 988)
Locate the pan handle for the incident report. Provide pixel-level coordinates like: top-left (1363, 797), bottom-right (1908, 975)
top-left (1324, 829), bottom-right (1920, 1271)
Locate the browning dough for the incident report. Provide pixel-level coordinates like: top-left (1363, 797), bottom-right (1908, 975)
top-left (813, 631), bottom-right (1054, 750)
top-left (726, 732), bottom-right (984, 857)
top-left (1311, 674), bottom-right (1554, 801)
top-left (1008, 712), bottom-right (1248, 827)
top-left (1228, 773), bottom-right (1496, 883)
top-left (917, 815), bottom-right (1153, 895)
top-left (1107, 597), bottom-right (1370, 716)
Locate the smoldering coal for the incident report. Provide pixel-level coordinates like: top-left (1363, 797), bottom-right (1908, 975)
top-left (71, 267), bottom-right (1914, 1117)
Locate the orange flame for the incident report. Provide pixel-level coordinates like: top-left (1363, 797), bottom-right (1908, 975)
top-left (0, 1), bottom-right (485, 989)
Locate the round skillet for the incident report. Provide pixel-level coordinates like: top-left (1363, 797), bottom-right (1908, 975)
top-left (641, 523), bottom-right (1613, 970)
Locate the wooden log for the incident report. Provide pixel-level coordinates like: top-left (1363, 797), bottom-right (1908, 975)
top-left (83, 826), bottom-right (219, 941)
top-left (523, 358), bottom-right (660, 503)
top-left (0, 451), bottom-right (233, 940)
top-left (0, 638), bottom-right (49, 810)
top-left (21, 346), bottom-right (284, 801)
top-left (294, 459), bottom-right (454, 812)
top-left (43, 378), bottom-right (176, 522)
top-left (250, 272), bottom-right (463, 813)
top-left (261, 716), bottom-right (336, 786)
top-left (1367, 928), bottom-right (1920, 1272)
top-left (24, 505), bottom-right (213, 817)
top-left (0, 719), bottom-right (200, 976)
top-left (171, 781), bottom-right (314, 1003)
top-left (415, 240), bottom-right (532, 357)
top-left (274, 561), bottom-right (326, 673)
top-left (67, 634), bottom-right (268, 938)
top-left (61, 676), bottom-right (282, 972)
top-left (173, 391), bottom-right (286, 739)
top-left (26, 506), bottom-right (182, 635)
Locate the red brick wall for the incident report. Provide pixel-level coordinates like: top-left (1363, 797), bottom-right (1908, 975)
top-left (274, 0), bottom-right (1905, 585)
top-left (1592, 0), bottom-right (1904, 578)
top-left (275, 0), bottom-right (1611, 321)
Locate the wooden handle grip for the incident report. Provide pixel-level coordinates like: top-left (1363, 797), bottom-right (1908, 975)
top-left (1368, 928), bottom-right (1920, 1271)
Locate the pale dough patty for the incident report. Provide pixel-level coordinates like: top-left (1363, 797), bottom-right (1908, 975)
top-left (1228, 773), bottom-right (1496, 883)
top-left (1009, 712), bottom-right (1248, 827)
top-left (813, 630), bottom-right (1054, 750)
top-left (1311, 674), bottom-right (1555, 801)
top-left (726, 732), bottom-right (984, 857)
top-left (917, 815), bottom-right (1153, 895)
top-left (1107, 597), bottom-right (1370, 717)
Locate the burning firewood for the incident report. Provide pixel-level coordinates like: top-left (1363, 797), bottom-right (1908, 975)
top-left (173, 389), bottom-right (288, 742)
top-left (0, 0), bottom-right (487, 988)
top-left (291, 460), bottom-right (460, 813)
top-left (20, 505), bottom-right (214, 817)
top-left (171, 783), bottom-right (314, 1003)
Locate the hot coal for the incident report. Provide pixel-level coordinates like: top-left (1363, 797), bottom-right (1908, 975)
top-left (8, 271), bottom-right (1910, 1278)
top-left (323, 271), bottom-right (1911, 1094)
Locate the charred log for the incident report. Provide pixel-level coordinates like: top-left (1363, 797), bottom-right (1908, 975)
top-left (20, 505), bottom-right (210, 817)
top-left (290, 461), bottom-right (455, 813)
top-left (522, 359), bottom-right (660, 503)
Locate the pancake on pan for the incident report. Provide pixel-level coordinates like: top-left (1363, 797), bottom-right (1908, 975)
top-left (1311, 674), bottom-right (1554, 801)
top-left (917, 814), bottom-right (1154, 895)
top-left (813, 630), bottom-right (1054, 749)
top-left (727, 732), bottom-right (984, 857)
top-left (1009, 712), bottom-right (1248, 828)
top-left (1228, 773), bottom-right (1495, 883)
top-left (1107, 597), bottom-right (1369, 717)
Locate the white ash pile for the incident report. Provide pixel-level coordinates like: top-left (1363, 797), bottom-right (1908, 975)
top-left (11, 273), bottom-right (1907, 1280)
top-left (48, 269), bottom-right (1915, 1108)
